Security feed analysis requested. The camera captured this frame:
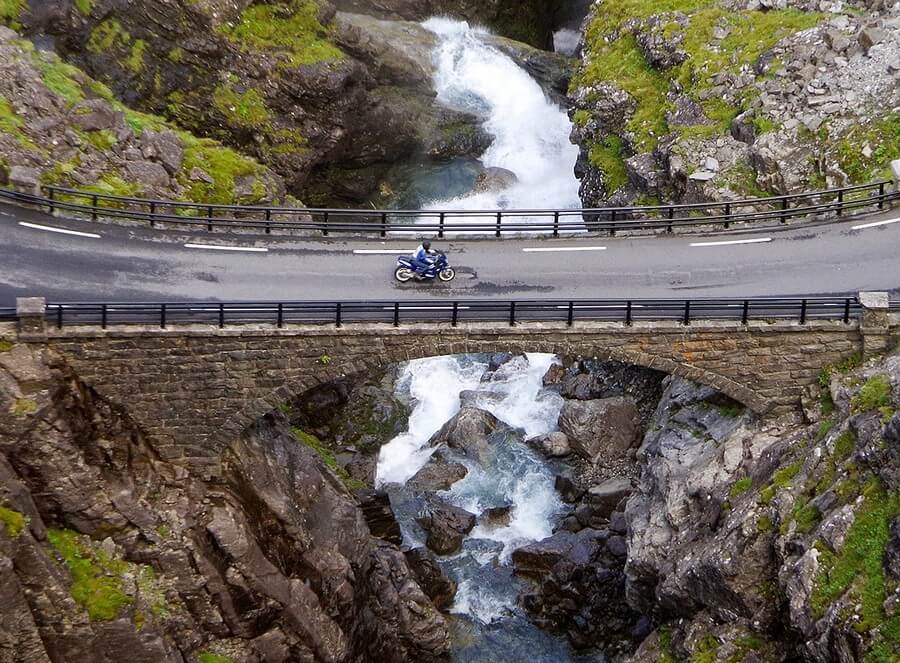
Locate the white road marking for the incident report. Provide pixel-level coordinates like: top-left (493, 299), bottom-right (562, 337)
top-left (381, 306), bottom-right (472, 311)
top-left (690, 237), bottom-right (772, 247)
top-left (184, 243), bottom-right (268, 253)
top-left (19, 221), bottom-right (100, 239)
top-left (852, 216), bottom-right (900, 230)
top-left (522, 246), bottom-right (607, 253)
top-left (353, 249), bottom-right (414, 255)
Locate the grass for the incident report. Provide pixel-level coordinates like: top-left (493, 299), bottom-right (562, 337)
top-left (0, 0), bottom-right (24, 29)
top-left (198, 653), bottom-right (233, 663)
top-left (589, 135), bottom-right (629, 192)
top-left (291, 427), bottom-right (366, 491)
top-left (690, 633), bottom-right (720, 663)
top-left (218, 0), bottom-right (343, 68)
top-left (759, 459), bottom-right (803, 505)
top-left (74, 0), bottom-right (93, 15)
top-left (835, 113), bottom-right (900, 182)
top-left (658, 627), bottom-right (678, 663)
top-left (179, 139), bottom-right (268, 204)
top-left (0, 505), bottom-right (27, 538)
top-left (816, 419), bottom-right (836, 442)
top-left (717, 402), bottom-right (745, 418)
top-left (0, 95), bottom-right (40, 151)
top-left (756, 514), bottom-right (773, 533)
top-left (833, 429), bottom-right (857, 460)
top-left (851, 374), bottom-right (893, 414)
top-left (126, 39), bottom-right (147, 74)
top-left (810, 480), bottom-right (900, 662)
top-left (729, 477), bottom-right (752, 499)
top-left (211, 86), bottom-right (272, 131)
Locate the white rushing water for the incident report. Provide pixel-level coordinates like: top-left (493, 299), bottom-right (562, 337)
top-left (419, 18), bottom-right (580, 223)
top-left (376, 354), bottom-right (565, 626)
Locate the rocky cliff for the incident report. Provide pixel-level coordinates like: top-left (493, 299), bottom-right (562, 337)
top-left (0, 342), bottom-right (450, 662)
top-left (569, 0), bottom-right (900, 206)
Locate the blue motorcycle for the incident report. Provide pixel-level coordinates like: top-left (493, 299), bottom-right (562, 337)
top-left (395, 251), bottom-right (456, 283)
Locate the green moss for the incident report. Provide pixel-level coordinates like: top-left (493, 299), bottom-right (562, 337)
top-left (0, 505), bottom-right (27, 538)
top-left (0, 339), bottom-right (14, 352)
top-left (0, 0), bottom-right (24, 29)
top-left (756, 514), bottom-right (773, 533)
top-left (721, 164), bottom-right (770, 198)
top-left (198, 653), bottom-right (233, 663)
top-left (292, 427), bottom-right (365, 491)
top-left (773, 460), bottom-right (803, 488)
top-left (851, 374), bottom-right (892, 414)
top-left (47, 529), bottom-right (132, 621)
top-left (835, 113), bottom-right (900, 182)
top-left (690, 633), bottom-right (720, 663)
top-left (167, 47), bottom-right (184, 63)
top-left (219, 0), bottom-right (343, 68)
top-left (180, 139), bottom-right (267, 204)
top-left (0, 95), bottom-right (40, 151)
top-left (717, 402), bottom-right (745, 418)
top-left (81, 128), bottom-right (118, 151)
top-left (658, 626), bottom-right (678, 663)
top-left (83, 172), bottom-right (141, 199)
top-left (573, 109), bottom-right (591, 127)
top-left (810, 480), bottom-right (900, 661)
top-left (589, 135), bottom-right (629, 192)
top-left (126, 39), bottom-right (147, 74)
top-left (792, 499), bottom-right (821, 534)
top-left (212, 86), bottom-right (272, 131)
top-left (12, 398), bottom-right (37, 416)
top-left (820, 352), bottom-right (864, 388)
top-left (833, 429), bottom-right (856, 460)
top-left (74, 0), bottom-right (93, 16)
top-left (729, 477), bottom-right (752, 499)
top-left (87, 19), bottom-right (130, 55)
top-left (816, 419), bottom-right (835, 442)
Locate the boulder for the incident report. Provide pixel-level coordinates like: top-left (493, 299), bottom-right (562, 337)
top-left (7, 166), bottom-right (40, 194)
top-left (554, 472), bottom-right (586, 503)
top-left (479, 505), bottom-right (512, 529)
top-left (406, 450), bottom-right (468, 492)
top-left (526, 431), bottom-right (571, 458)
top-left (588, 478), bottom-right (634, 519)
top-left (416, 497), bottom-right (476, 555)
top-left (140, 129), bottom-right (184, 176)
top-left (123, 160), bottom-right (170, 187)
top-left (427, 406), bottom-right (514, 465)
top-left (472, 167), bottom-right (518, 194)
top-left (404, 547), bottom-right (457, 610)
top-left (558, 397), bottom-right (642, 465)
top-left (356, 489), bottom-right (402, 544)
top-left (70, 99), bottom-right (122, 132)
top-left (858, 27), bottom-right (885, 52)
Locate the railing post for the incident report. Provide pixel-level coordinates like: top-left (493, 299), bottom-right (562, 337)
top-left (742, 300), bottom-right (750, 325)
top-left (47, 187), bottom-right (55, 214)
top-left (335, 302), bottom-right (342, 328)
top-left (219, 303), bottom-right (225, 329)
top-left (878, 181), bottom-right (885, 209)
top-left (567, 301), bottom-right (574, 327)
top-left (843, 298), bottom-right (850, 325)
top-left (836, 189), bottom-right (844, 217)
top-left (277, 303), bottom-right (284, 328)
top-left (451, 302), bottom-right (459, 327)
top-left (724, 203), bottom-right (731, 229)
top-left (91, 194), bottom-right (98, 221)
top-left (322, 211), bottom-right (329, 237)
top-left (495, 212), bottom-right (502, 238)
top-left (509, 301), bottom-right (516, 327)
top-left (438, 213), bottom-right (445, 239)
top-left (667, 206), bottom-right (674, 233)
top-left (780, 198), bottom-right (788, 223)
top-left (553, 211), bottom-right (560, 238)
top-left (160, 303), bottom-right (166, 329)
top-left (799, 299), bottom-right (807, 325)
top-left (393, 302), bottom-right (400, 327)
top-left (625, 301), bottom-right (632, 326)
top-left (859, 291), bottom-right (890, 357)
top-left (207, 206), bottom-right (213, 231)
top-left (265, 208), bottom-right (271, 234)
top-left (56, 305), bottom-right (62, 330)
top-left (16, 297), bottom-right (47, 341)
top-left (609, 209), bottom-right (616, 237)
top-left (381, 212), bottom-right (388, 238)
top-left (149, 201), bottom-right (156, 228)
top-left (682, 300), bottom-right (691, 326)
top-left (101, 304), bottom-right (107, 330)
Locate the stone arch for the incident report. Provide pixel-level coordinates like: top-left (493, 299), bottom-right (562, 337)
top-left (223, 342), bottom-right (769, 441)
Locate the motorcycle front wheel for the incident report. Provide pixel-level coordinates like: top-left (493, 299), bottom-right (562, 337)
top-left (438, 268), bottom-right (456, 282)
top-left (395, 266), bottom-right (415, 283)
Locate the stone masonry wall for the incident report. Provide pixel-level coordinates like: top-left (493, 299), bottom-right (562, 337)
top-left (14, 319), bottom-right (875, 474)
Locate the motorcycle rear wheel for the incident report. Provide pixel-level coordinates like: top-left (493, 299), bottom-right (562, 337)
top-left (438, 268), bottom-right (456, 282)
top-left (395, 266), bottom-right (415, 283)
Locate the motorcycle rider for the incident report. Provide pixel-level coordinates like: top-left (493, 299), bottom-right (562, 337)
top-left (411, 241), bottom-right (438, 277)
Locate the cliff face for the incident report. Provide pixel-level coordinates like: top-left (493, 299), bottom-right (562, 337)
top-left (0, 342), bottom-right (449, 663)
top-left (569, 0), bottom-right (900, 207)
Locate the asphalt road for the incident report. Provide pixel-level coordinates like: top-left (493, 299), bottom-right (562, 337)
top-left (1, 202), bottom-right (898, 304)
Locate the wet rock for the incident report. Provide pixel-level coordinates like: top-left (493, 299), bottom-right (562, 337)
top-left (480, 504), bottom-right (513, 528)
top-left (555, 472), bottom-right (586, 503)
top-left (513, 529), bottom-right (607, 576)
top-left (558, 397), bottom-right (642, 465)
top-left (484, 35), bottom-right (574, 105)
top-left (416, 497), bottom-right (476, 555)
top-left (421, 107), bottom-right (493, 160)
top-left (472, 167), bottom-right (519, 193)
top-left (526, 431), bottom-right (571, 458)
top-left (404, 547), bottom-right (457, 610)
top-left (556, 359), bottom-right (666, 425)
top-left (458, 389), bottom-right (504, 408)
top-left (356, 488), bottom-right (403, 544)
top-left (406, 450), bottom-right (468, 492)
top-left (588, 478), bottom-right (634, 519)
top-left (427, 406), bottom-right (515, 465)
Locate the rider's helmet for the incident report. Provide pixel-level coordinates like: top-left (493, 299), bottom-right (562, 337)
top-left (422, 241), bottom-right (432, 251)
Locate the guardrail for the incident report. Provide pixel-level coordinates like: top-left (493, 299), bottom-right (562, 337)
top-left (0, 180), bottom-right (896, 238)
top-left (40, 297), bottom-right (861, 329)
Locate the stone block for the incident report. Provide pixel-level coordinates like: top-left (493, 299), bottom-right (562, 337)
top-left (8, 166), bottom-right (40, 195)
top-left (16, 297), bottom-right (46, 341)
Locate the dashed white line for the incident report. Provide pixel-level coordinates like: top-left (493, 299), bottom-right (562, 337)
top-left (18, 221), bottom-right (100, 239)
top-left (852, 217), bottom-right (900, 230)
top-left (690, 237), bottom-right (772, 247)
top-left (353, 249), bottom-right (414, 255)
top-left (184, 243), bottom-right (268, 253)
top-left (522, 246), bottom-right (607, 253)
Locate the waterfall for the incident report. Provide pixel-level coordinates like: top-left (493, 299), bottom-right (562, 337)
top-left (418, 18), bottom-right (580, 226)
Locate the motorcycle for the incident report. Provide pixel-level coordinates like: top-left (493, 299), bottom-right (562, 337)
top-left (395, 251), bottom-right (456, 283)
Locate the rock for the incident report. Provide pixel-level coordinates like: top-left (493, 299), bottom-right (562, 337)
top-left (858, 27), bottom-right (885, 52)
top-left (70, 99), bottom-right (122, 132)
top-left (588, 478), bottom-right (634, 519)
top-left (512, 529), bottom-right (606, 576)
top-left (688, 170), bottom-right (717, 181)
top-left (555, 472), bottom-right (586, 503)
top-left (189, 167), bottom-right (214, 183)
top-left (7, 166), bottom-right (40, 193)
top-left (356, 488), bottom-right (403, 544)
top-left (416, 497), bottom-right (476, 555)
top-left (479, 505), bottom-right (512, 528)
top-left (884, 411), bottom-right (900, 444)
top-left (886, 517), bottom-right (900, 581)
top-left (458, 389), bottom-right (504, 408)
top-left (427, 406), bottom-right (514, 465)
top-left (406, 451), bottom-right (468, 492)
top-left (558, 397), bottom-right (642, 465)
top-left (123, 160), bottom-right (170, 187)
top-left (704, 156), bottom-right (720, 172)
top-left (472, 167), bottom-right (519, 194)
top-left (484, 34), bottom-right (573, 104)
top-left (404, 547), bottom-right (457, 610)
top-left (526, 431), bottom-right (571, 458)
top-left (667, 96), bottom-right (713, 127)
top-left (140, 129), bottom-right (184, 176)
top-left (731, 110), bottom-right (757, 144)
top-left (824, 29), bottom-right (850, 53)
top-left (421, 107), bottom-right (493, 160)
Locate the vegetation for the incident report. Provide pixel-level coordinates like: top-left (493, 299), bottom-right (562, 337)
top-left (74, 0), bottom-right (94, 16)
top-left (292, 427), bottom-right (366, 491)
top-left (0, 339), bottom-right (14, 352)
top-left (0, 505), bottom-right (27, 538)
top-left (12, 398), bottom-right (37, 416)
top-left (219, 0), bottom-right (343, 68)
top-left (851, 374), bottom-right (892, 414)
top-left (0, 0), bottom-right (24, 29)
top-left (810, 481), bottom-right (900, 662)
top-left (0, 95), bottom-right (40, 151)
top-left (690, 633), bottom-right (720, 663)
top-left (729, 477), bottom-right (752, 499)
top-left (835, 113), bottom-right (900, 182)
top-left (589, 135), bottom-right (629, 191)
top-left (212, 86), bottom-right (272, 131)
top-left (198, 653), bottom-right (234, 663)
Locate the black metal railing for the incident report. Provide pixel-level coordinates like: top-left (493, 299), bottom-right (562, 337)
top-left (40, 297), bottom-right (861, 329)
top-left (0, 307), bottom-right (17, 321)
top-left (0, 180), bottom-right (895, 238)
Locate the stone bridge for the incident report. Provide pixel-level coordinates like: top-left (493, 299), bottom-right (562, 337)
top-left (8, 296), bottom-right (898, 474)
